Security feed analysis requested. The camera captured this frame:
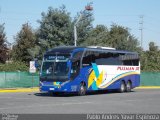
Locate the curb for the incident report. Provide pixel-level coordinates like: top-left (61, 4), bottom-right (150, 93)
top-left (136, 86), bottom-right (160, 89)
top-left (0, 87), bottom-right (39, 93)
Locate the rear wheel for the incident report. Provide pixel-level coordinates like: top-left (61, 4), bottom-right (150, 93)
top-left (126, 81), bottom-right (132, 92)
top-left (78, 83), bottom-right (86, 96)
top-left (119, 81), bottom-right (126, 93)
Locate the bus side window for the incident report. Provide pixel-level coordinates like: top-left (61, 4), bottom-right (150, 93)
top-left (71, 52), bottom-right (82, 79)
top-left (82, 51), bottom-right (92, 67)
top-left (72, 60), bottom-right (80, 72)
top-left (121, 54), bottom-right (139, 66)
top-left (71, 51), bottom-right (82, 71)
top-left (123, 60), bottom-right (132, 66)
top-left (132, 59), bottom-right (139, 66)
top-left (71, 60), bottom-right (80, 80)
top-left (95, 52), bottom-right (122, 65)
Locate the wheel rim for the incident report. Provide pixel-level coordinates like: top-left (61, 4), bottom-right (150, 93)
top-left (127, 82), bottom-right (131, 92)
top-left (79, 84), bottom-right (86, 95)
top-left (121, 83), bottom-right (125, 92)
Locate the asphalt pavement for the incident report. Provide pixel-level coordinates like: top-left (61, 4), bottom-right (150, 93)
top-left (0, 89), bottom-right (160, 114)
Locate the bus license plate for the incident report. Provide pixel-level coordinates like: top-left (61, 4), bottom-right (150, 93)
top-left (49, 88), bottom-right (54, 90)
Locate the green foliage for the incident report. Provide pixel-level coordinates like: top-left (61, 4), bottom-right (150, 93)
top-left (37, 5), bottom-right (72, 53)
top-left (0, 24), bottom-right (8, 63)
top-left (82, 25), bottom-right (110, 46)
top-left (75, 10), bottom-right (94, 45)
top-left (84, 24), bottom-right (141, 52)
top-left (108, 24), bottom-right (140, 51)
top-left (141, 42), bottom-right (160, 72)
top-left (0, 61), bottom-right (28, 71)
top-left (149, 42), bottom-right (158, 51)
top-left (11, 23), bottom-right (36, 63)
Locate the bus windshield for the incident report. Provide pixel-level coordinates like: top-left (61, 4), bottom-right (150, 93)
top-left (41, 61), bottom-right (69, 76)
top-left (41, 54), bottom-right (70, 80)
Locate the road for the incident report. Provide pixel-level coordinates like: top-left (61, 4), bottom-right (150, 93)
top-left (0, 89), bottom-right (160, 114)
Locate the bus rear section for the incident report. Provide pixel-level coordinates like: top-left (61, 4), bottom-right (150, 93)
top-left (80, 49), bottom-right (140, 93)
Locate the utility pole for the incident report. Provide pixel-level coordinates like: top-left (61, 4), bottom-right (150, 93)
top-left (74, 3), bottom-right (93, 46)
top-left (139, 15), bottom-right (144, 49)
top-left (74, 14), bottom-right (83, 46)
top-left (0, 7), bottom-right (1, 21)
top-left (0, 6), bottom-right (1, 21)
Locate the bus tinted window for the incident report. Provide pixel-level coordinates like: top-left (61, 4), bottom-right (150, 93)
top-left (72, 51), bottom-right (83, 61)
top-left (82, 51), bottom-right (92, 67)
top-left (82, 51), bottom-right (123, 66)
top-left (132, 60), bottom-right (139, 66)
top-left (123, 60), bottom-right (132, 66)
top-left (120, 54), bottom-right (139, 66)
top-left (82, 50), bottom-right (139, 66)
top-left (71, 51), bottom-right (82, 79)
top-left (95, 52), bottom-right (122, 65)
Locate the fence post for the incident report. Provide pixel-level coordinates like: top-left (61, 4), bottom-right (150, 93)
top-left (18, 71), bottom-right (20, 81)
top-left (4, 71), bottom-right (6, 88)
top-left (32, 73), bottom-right (34, 88)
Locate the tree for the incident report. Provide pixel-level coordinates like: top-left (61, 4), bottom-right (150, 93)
top-left (109, 24), bottom-right (140, 51)
top-left (0, 24), bottom-right (8, 63)
top-left (12, 23), bottom-right (36, 63)
top-left (83, 24), bottom-right (140, 51)
top-left (82, 25), bottom-right (110, 46)
top-left (37, 5), bottom-right (72, 54)
top-left (149, 42), bottom-right (158, 51)
top-left (75, 9), bottom-right (94, 46)
top-left (141, 42), bottom-right (160, 71)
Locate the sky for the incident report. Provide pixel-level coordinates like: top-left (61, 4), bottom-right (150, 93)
top-left (0, 0), bottom-right (160, 50)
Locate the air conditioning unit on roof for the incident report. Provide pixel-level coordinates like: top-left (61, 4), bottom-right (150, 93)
top-left (87, 46), bottom-right (116, 50)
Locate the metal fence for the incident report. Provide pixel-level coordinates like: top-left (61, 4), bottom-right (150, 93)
top-left (141, 72), bottom-right (160, 86)
top-left (0, 72), bottom-right (160, 88)
top-left (0, 72), bottom-right (39, 88)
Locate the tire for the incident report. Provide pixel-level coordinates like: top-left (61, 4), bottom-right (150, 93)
top-left (49, 92), bottom-right (54, 96)
top-left (78, 83), bottom-right (86, 96)
top-left (49, 92), bottom-right (59, 96)
top-left (126, 81), bottom-right (132, 92)
top-left (119, 81), bottom-right (126, 93)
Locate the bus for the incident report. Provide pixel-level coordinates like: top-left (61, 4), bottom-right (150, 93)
top-left (39, 46), bottom-right (140, 95)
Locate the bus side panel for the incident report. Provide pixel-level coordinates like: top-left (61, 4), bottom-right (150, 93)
top-left (132, 74), bottom-right (140, 88)
top-left (76, 66), bottom-right (92, 90)
top-left (83, 64), bottom-right (140, 91)
top-left (105, 74), bottom-right (140, 90)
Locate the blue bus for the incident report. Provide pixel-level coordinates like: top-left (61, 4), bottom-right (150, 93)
top-left (40, 46), bottom-right (140, 95)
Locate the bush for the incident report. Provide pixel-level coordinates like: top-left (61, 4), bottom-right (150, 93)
top-left (0, 61), bottom-right (28, 71)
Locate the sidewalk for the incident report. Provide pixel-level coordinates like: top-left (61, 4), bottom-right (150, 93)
top-left (136, 86), bottom-right (160, 89)
top-left (0, 87), bottom-right (39, 93)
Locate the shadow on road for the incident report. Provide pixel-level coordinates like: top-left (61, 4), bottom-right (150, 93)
top-left (34, 90), bottom-right (135, 97)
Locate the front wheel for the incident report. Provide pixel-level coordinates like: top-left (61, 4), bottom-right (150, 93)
top-left (78, 83), bottom-right (86, 96)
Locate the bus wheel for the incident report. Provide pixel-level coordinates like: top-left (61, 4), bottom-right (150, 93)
top-left (78, 83), bottom-right (86, 96)
top-left (49, 92), bottom-right (59, 96)
top-left (126, 81), bottom-right (132, 92)
top-left (119, 81), bottom-right (126, 93)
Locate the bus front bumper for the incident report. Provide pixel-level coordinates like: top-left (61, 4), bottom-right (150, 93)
top-left (40, 85), bottom-right (69, 92)
top-left (39, 81), bottom-right (78, 93)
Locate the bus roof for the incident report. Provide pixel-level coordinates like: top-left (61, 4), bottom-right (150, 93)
top-left (45, 46), bottom-right (138, 55)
